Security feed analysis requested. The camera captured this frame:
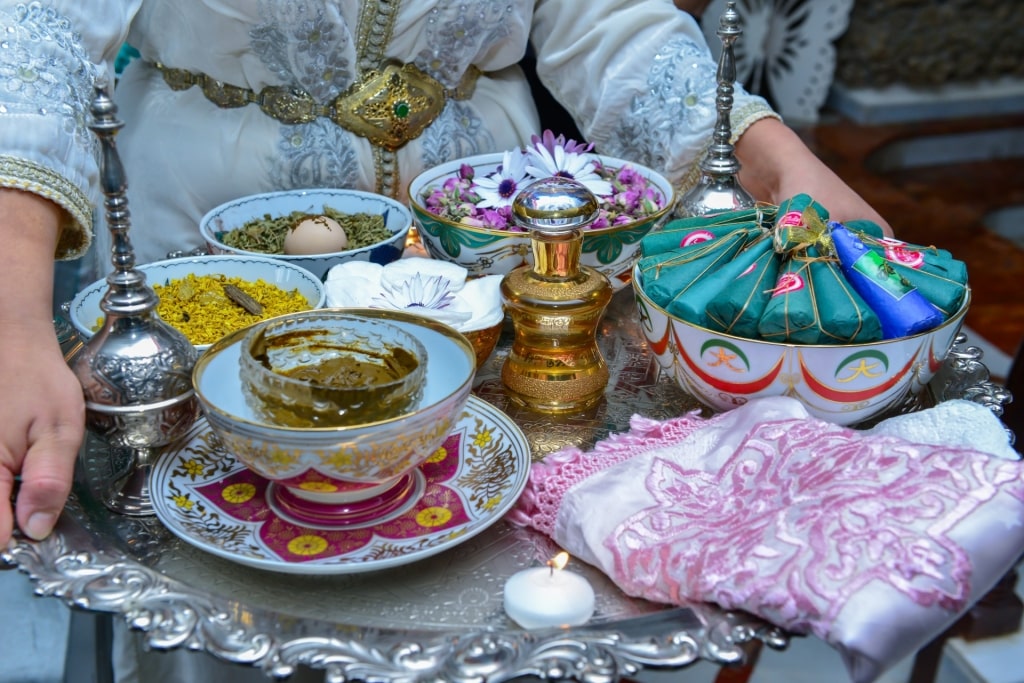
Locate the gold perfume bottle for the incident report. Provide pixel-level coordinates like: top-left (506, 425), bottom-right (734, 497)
top-left (500, 177), bottom-right (613, 413)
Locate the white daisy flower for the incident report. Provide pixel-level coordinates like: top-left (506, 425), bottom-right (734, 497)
top-left (373, 273), bottom-right (457, 309)
top-left (324, 258), bottom-right (504, 331)
top-left (474, 150), bottom-right (530, 208)
top-left (525, 142), bottom-right (613, 197)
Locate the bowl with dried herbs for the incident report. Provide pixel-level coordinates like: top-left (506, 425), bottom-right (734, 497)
top-left (69, 254), bottom-right (327, 352)
top-left (200, 188), bottom-right (412, 279)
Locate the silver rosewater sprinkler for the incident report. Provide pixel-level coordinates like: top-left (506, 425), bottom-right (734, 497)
top-left (677, 1), bottom-right (757, 217)
top-left (69, 87), bottom-right (199, 516)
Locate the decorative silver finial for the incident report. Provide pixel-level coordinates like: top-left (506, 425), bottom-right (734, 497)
top-left (69, 87), bottom-right (199, 516)
top-left (677, 1), bottom-right (756, 217)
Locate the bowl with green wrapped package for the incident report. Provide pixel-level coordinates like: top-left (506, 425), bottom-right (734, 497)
top-left (199, 188), bottom-right (412, 279)
top-left (632, 199), bottom-right (971, 426)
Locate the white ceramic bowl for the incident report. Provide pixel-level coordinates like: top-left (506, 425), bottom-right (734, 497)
top-left (199, 188), bottom-right (412, 280)
top-left (193, 308), bottom-right (477, 526)
top-left (69, 254), bottom-right (326, 352)
top-left (633, 262), bottom-right (971, 426)
top-left (408, 152), bottom-right (674, 290)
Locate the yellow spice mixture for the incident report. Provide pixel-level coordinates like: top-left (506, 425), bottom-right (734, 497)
top-left (153, 273), bottom-right (311, 345)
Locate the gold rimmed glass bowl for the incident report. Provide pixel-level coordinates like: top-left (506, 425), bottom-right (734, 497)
top-left (193, 309), bottom-right (476, 528)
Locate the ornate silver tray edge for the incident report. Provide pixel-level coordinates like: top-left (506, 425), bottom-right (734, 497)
top-left (3, 520), bottom-right (785, 682)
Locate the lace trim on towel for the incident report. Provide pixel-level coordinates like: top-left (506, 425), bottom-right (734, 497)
top-left (609, 417), bottom-right (1024, 639)
top-left (0, 155), bottom-right (92, 259)
top-left (507, 410), bottom-right (709, 535)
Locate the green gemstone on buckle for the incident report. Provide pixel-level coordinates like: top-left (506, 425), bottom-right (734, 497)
top-left (393, 101), bottom-right (410, 119)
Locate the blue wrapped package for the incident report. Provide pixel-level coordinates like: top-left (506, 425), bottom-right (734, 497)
top-left (829, 222), bottom-right (945, 339)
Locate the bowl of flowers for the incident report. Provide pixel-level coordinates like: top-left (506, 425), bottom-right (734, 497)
top-left (408, 132), bottom-right (675, 290)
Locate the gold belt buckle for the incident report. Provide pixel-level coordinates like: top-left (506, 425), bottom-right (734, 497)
top-left (331, 63), bottom-right (447, 152)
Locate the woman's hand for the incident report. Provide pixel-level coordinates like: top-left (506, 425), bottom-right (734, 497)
top-left (735, 117), bottom-right (893, 236)
top-left (0, 190), bottom-right (84, 546)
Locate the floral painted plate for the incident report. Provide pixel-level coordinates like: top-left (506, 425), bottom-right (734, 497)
top-left (151, 396), bottom-right (530, 574)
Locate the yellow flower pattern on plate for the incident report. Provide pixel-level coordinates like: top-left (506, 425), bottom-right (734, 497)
top-left (416, 507), bottom-right (453, 527)
top-left (151, 397), bottom-right (530, 574)
top-left (287, 535), bottom-right (330, 556)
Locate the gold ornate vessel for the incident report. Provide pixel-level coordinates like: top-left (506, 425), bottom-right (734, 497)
top-left (500, 178), bottom-right (613, 413)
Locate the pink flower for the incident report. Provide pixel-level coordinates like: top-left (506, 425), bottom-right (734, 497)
top-left (530, 130), bottom-right (595, 156)
top-left (421, 130), bottom-right (666, 231)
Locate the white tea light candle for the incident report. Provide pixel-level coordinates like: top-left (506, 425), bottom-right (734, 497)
top-left (503, 552), bottom-right (596, 629)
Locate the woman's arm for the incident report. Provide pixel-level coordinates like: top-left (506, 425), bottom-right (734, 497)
top-left (735, 117), bottom-right (893, 235)
top-left (0, 189), bottom-right (84, 544)
top-left (530, 0), bottom-right (891, 234)
top-left (0, 2), bottom-right (144, 545)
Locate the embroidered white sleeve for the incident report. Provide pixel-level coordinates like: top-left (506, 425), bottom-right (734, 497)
top-left (530, 0), bottom-right (778, 197)
top-left (0, 1), bottom-right (138, 258)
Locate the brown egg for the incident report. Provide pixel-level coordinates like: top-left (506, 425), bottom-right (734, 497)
top-left (283, 215), bottom-right (349, 255)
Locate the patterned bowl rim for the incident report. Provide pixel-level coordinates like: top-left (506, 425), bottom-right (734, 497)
top-left (199, 188), bottom-right (413, 260)
top-left (407, 151), bottom-right (676, 238)
top-left (68, 253), bottom-right (327, 350)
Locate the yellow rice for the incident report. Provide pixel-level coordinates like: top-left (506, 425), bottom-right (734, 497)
top-left (152, 273), bottom-right (311, 345)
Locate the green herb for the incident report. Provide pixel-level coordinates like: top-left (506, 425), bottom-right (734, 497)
top-left (220, 207), bottom-right (390, 254)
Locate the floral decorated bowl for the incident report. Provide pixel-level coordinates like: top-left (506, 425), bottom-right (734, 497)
top-left (199, 188), bottom-right (413, 280)
top-left (633, 263), bottom-right (971, 426)
top-left (408, 142), bottom-right (675, 290)
top-left (193, 308), bottom-right (477, 528)
top-left (68, 254), bottom-right (326, 353)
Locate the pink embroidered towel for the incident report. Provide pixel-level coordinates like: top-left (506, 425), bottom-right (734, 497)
top-left (509, 396), bottom-right (1024, 683)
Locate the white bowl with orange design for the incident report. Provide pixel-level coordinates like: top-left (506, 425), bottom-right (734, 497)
top-left (633, 263), bottom-right (970, 426)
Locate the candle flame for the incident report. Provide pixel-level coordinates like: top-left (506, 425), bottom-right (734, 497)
top-left (547, 551), bottom-right (569, 572)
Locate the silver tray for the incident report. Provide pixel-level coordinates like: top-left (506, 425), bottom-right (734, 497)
top-left (3, 289), bottom-right (1011, 682)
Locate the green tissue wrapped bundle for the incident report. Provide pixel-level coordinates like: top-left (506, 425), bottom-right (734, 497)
top-left (640, 208), bottom-right (771, 257)
top-left (756, 245), bottom-right (883, 344)
top-left (637, 194), bottom-right (969, 345)
top-left (636, 224), bottom-right (759, 325)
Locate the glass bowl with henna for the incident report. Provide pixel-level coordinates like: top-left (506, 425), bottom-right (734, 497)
top-left (193, 308), bottom-right (476, 529)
